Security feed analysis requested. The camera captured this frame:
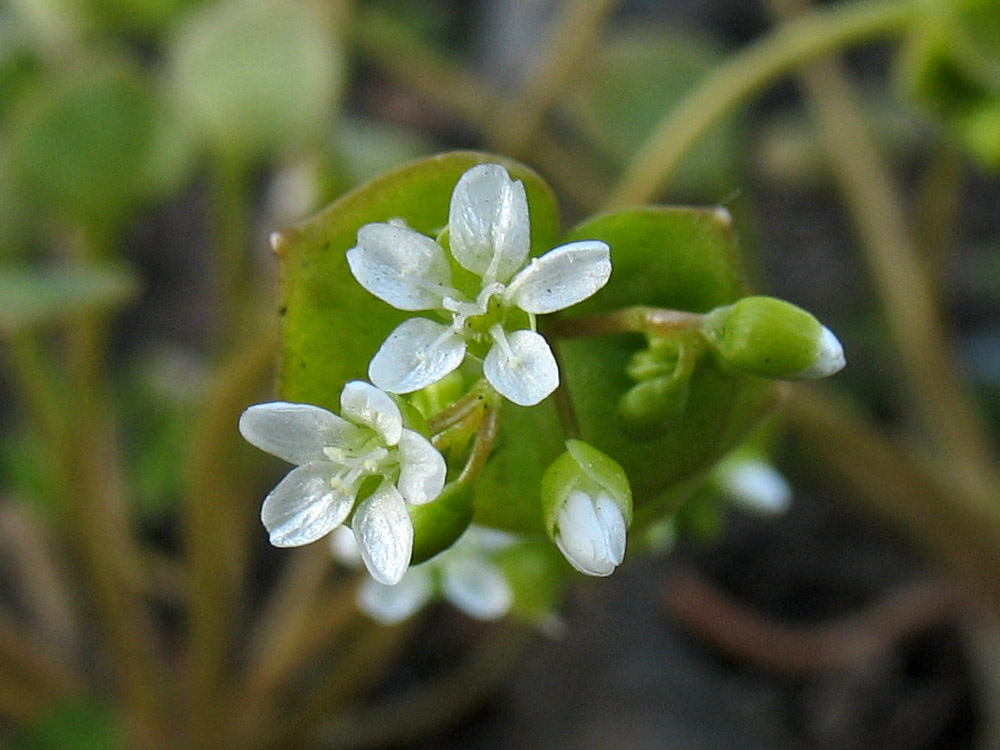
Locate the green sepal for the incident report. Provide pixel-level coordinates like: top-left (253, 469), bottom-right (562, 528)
top-left (701, 295), bottom-right (823, 378)
top-left (276, 152), bottom-right (560, 412)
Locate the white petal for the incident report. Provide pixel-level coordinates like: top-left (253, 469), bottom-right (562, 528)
top-left (448, 164), bottom-right (529, 282)
top-left (368, 318), bottom-right (466, 394)
top-left (357, 566), bottom-right (434, 625)
top-left (555, 490), bottom-right (626, 577)
top-left (482, 327), bottom-right (558, 406)
top-left (352, 482), bottom-right (413, 585)
top-left (441, 556), bottom-right (513, 620)
top-left (796, 325), bottom-right (846, 378)
top-left (340, 381), bottom-right (403, 446)
top-left (506, 241), bottom-right (612, 314)
top-left (396, 429), bottom-right (447, 506)
top-left (347, 223), bottom-right (452, 311)
top-left (261, 462), bottom-right (356, 547)
top-left (239, 402), bottom-right (356, 465)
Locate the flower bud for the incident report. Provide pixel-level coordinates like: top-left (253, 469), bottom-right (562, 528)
top-left (541, 441), bottom-right (633, 577)
top-left (617, 376), bottom-right (690, 441)
top-left (701, 296), bottom-right (845, 379)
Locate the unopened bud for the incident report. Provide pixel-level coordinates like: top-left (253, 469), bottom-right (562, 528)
top-left (701, 296), bottom-right (845, 379)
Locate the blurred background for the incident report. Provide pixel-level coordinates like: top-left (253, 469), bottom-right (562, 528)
top-left (1, 0), bottom-right (998, 747)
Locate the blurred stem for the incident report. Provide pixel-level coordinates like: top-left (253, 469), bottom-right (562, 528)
top-left (314, 623), bottom-right (533, 749)
top-left (914, 140), bottom-right (965, 283)
top-left (604, 0), bottom-right (917, 208)
top-left (262, 620), bottom-right (418, 750)
top-left (211, 151), bottom-right (252, 342)
top-left (348, 8), bottom-right (610, 210)
top-left (489, 0), bottom-right (624, 157)
top-left (786, 385), bottom-right (1000, 613)
top-left (0, 611), bottom-right (82, 719)
top-left (184, 318), bottom-right (278, 749)
top-left (61, 232), bottom-right (170, 745)
top-left (770, 0), bottom-right (999, 501)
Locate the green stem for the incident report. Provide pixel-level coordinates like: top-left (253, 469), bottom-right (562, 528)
top-left (770, 0), bottom-right (999, 501)
top-left (604, 0), bottom-right (917, 208)
top-left (549, 306), bottom-right (704, 339)
top-left (489, 0), bottom-right (624, 157)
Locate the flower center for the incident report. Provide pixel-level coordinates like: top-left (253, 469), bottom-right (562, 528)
top-left (323, 437), bottom-right (395, 493)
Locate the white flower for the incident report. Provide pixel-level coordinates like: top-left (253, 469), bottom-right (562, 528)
top-left (239, 381), bottom-right (446, 585)
top-left (330, 525), bottom-right (516, 624)
top-left (553, 489), bottom-right (627, 577)
top-left (346, 163), bottom-right (612, 406)
top-left (715, 456), bottom-right (792, 515)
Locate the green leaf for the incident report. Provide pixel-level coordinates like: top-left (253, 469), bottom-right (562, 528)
top-left (277, 151), bottom-right (560, 411)
top-left (0, 264), bottom-right (138, 333)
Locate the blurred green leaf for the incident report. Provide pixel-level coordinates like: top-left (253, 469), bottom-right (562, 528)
top-left (565, 27), bottom-right (743, 198)
top-left (277, 151), bottom-right (560, 412)
top-left (168, 0), bottom-right (344, 159)
top-left (0, 264), bottom-right (138, 333)
top-left (14, 700), bottom-right (125, 750)
top-left (901, 0), bottom-right (1000, 168)
top-left (8, 65), bottom-right (188, 225)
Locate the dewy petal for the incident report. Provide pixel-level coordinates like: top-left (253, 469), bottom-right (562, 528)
top-left (352, 481), bottom-right (414, 585)
top-left (347, 223), bottom-right (452, 311)
top-left (368, 317), bottom-right (466, 394)
top-left (482, 327), bottom-right (559, 406)
top-left (396, 429), bottom-right (447, 505)
top-left (261, 462), bottom-right (357, 547)
top-left (555, 490), bottom-right (626, 577)
top-left (340, 380), bottom-right (403, 446)
top-left (441, 556), bottom-right (513, 620)
top-left (448, 164), bottom-right (530, 282)
top-left (239, 402), bottom-right (356, 465)
top-left (506, 240), bottom-right (612, 314)
top-left (357, 566), bottom-right (434, 625)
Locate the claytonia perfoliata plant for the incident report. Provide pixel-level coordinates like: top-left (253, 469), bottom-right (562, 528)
top-left (239, 381), bottom-right (446, 585)
top-left (331, 525), bottom-right (516, 624)
top-left (347, 163), bottom-right (612, 406)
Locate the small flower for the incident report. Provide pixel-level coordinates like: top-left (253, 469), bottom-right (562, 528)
top-left (330, 525), bottom-right (516, 624)
top-left (239, 381), bottom-right (446, 585)
top-left (541, 440), bottom-right (633, 577)
top-left (347, 163), bottom-right (612, 406)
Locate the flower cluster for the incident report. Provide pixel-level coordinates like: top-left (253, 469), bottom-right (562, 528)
top-left (239, 381), bottom-right (445, 585)
top-left (330, 525), bottom-right (516, 624)
top-left (347, 163), bottom-right (612, 406)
